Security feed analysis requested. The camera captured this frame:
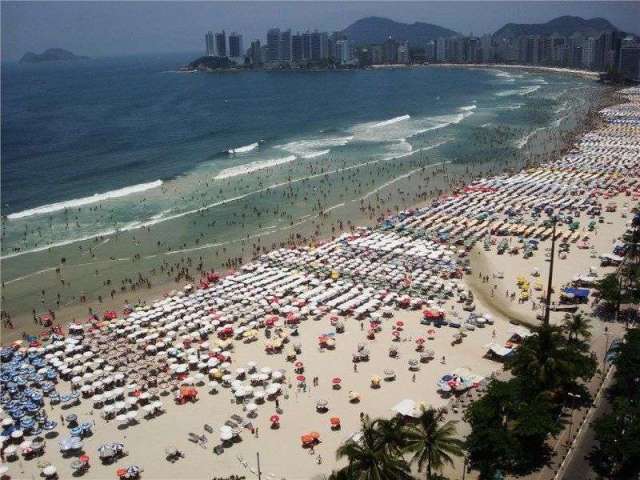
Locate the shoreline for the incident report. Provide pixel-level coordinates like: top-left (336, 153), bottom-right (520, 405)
top-left (424, 62), bottom-right (602, 79)
top-left (0, 83), bottom-right (636, 480)
top-left (0, 83), bottom-right (616, 344)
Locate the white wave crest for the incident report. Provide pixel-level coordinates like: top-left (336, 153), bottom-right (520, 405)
top-left (371, 114), bottom-right (411, 128)
top-left (228, 142), bottom-right (259, 154)
top-left (459, 104), bottom-right (477, 112)
top-left (496, 85), bottom-right (541, 97)
top-left (7, 180), bottom-right (163, 220)
top-left (302, 150), bottom-right (330, 159)
top-left (215, 155), bottom-right (297, 180)
top-left (276, 135), bottom-right (352, 157)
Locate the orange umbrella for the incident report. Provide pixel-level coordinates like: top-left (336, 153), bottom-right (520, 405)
top-left (309, 431), bottom-right (320, 439)
top-left (301, 434), bottom-right (314, 444)
top-left (116, 468), bottom-right (127, 477)
top-left (330, 417), bottom-right (340, 425)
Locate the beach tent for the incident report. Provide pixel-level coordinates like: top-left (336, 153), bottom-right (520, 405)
top-left (484, 342), bottom-right (514, 358)
top-left (391, 399), bottom-right (420, 418)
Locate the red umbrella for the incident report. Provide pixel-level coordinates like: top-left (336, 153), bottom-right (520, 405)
top-left (416, 337), bottom-right (426, 344)
top-left (296, 375), bottom-right (306, 382)
top-left (396, 321), bottom-right (404, 327)
top-left (270, 415), bottom-right (280, 423)
top-left (79, 454), bottom-right (90, 463)
top-left (332, 377), bottom-right (342, 384)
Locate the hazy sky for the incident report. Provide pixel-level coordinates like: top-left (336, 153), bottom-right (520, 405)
top-left (2, 1), bottom-right (639, 60)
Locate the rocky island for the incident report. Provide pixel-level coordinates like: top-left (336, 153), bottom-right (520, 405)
top-left (19, 48), bottom-right (88, 64)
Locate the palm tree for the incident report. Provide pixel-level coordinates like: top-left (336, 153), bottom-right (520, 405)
top-left (508, 324), bottom-right (595, 399)
top-left (333, 415), bottom-right (412, 480)
top-left (562, 312), bottom-right (592, 343)
top-left (373, 417), bottom-right (406, 456)
top-left (508, 324), bottom-right (570, 392)
top-left (403, 406), bottom-right (464, 480)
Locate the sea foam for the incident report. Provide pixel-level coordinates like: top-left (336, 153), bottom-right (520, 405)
top-left (7, 180), bottom-right (163, 220)
top-left (215, 155), bottom-right (297, 180)
top-left (228, 142), bottom-right (259, 154)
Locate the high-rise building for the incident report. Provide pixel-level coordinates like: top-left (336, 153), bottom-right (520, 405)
top-left (371, 45), bottom-right (384, 65)
top-left (480, 34), bottom-right (493, 63)
top-left (279, 30), bottom-right (292, 63)
top-left (215, 31), bottom-right (227, 57)
top-left (310, 31), bottom-right (329, 60)
top-left (228, 33), bottom-right (243, 58)
top-left (435, 38), bottom-right (447, 62)
top-left (425, 41), bottom-right (436, 63)
top-left (205, 31), bottom-right (215, 56)
top-left (397, 41), bottom-right (410, 64)
top-left (266, 28), bottom-right (280, 62)
top-left (383, 37), bottom-right (399, 64)
top-left (291, 34), bottom-right (303, 63)
top-left (582, 37), bottom-right (596, 69)
top-left (335, 39), bottom-right (350, 64)
top-left (619, 39), bottom-right (640, 81)
top-left (249, 40), bottom-right (262, 65)
top-left (302, 31), bottom-right (313, 60)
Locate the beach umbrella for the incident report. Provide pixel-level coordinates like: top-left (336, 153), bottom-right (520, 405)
top-left (331, 377), bottom-right (342, 385)
top-left (270, 415), bottom-right (280, 423)
top-left (98, 445), bottom-right (115, 459)
top-left (296, 375), bottom-right (305, 383)
top-left (42, 465), bottom-right (57, 477)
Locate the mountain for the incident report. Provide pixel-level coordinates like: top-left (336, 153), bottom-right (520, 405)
top-left (342, 16), bottom-right (459, 46)
top-left (19, 48), bottom-right (88, 64)
top-left (493, 16), bottom-right (618, 39)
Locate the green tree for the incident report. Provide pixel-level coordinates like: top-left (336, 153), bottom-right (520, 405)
top-left (465, 378), bottom-right (560, 479)
top-left (333, 415), bottom-right (412, 480)
top-left (589, 329), bottom-right (640, 479)
top-left (562, 312), bottom-right (592, 344)
top-left (507, 324), bottom-right (596, 400)
top-left (595, 273), bottom-right (625, 311)
top-left (403, 406), bottom-right (464, 480)
top-left (373, 417), bottom-right (406, 457)
top-left (589, 397), bottom-right (640, 479)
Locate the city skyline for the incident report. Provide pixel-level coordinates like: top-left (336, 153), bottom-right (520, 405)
top-left (2, 1), bottom-right (639, 61)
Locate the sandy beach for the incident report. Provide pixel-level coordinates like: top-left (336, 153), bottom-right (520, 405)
top-left (1, 83), bottom-right (638, 480)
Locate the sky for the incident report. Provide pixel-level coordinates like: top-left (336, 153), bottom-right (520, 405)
top-left (2, 1), bottom-right (639, 60)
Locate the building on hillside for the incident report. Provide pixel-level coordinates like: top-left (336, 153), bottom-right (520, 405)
top-left (383, 37), bottom-right (399, 63)
top-left (215, 31), bottom-right (227, 57)
top-left (205, 31), bottom-right (215, 56)
top-left (397, 41), bottom-right (410, 64)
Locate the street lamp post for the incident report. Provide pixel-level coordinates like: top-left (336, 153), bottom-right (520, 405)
top-left (543, 216), bottom-right (557, 326)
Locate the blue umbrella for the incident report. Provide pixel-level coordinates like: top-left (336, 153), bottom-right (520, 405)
top-left (42, 420), bottom-right (57, 430)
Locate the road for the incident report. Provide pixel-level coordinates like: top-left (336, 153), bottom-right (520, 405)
top-left (560, 387), bottom-right (612, 480)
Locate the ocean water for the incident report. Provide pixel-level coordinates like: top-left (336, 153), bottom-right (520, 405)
top-left (0, 53), bottom-right (601, 313)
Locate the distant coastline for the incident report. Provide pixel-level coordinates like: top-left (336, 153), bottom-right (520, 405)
top-left (425, 63), bottom-right (602, 79)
